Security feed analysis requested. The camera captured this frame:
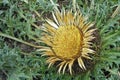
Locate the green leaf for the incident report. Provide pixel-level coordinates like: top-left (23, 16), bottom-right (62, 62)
top-left (102, 30), bottom-right (119, 48)
top-left (2, 0), bottom-right (9, 4)
top-left (100, 16), bottom-right (120, 35)
top-left (20, 0), bottom-right (28, 4)
top-left (82, 71), bottom-right (90, 80)
top-left (103, 32), bottom-right (119, 41)
top-left (102, 39), bottom-right (116, 49)
top-left (100, 57), bottom-right (120, 63)
top-left (103, 50), bottom-right (120, 56)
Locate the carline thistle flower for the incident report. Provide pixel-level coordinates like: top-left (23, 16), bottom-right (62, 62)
top-left (40, 8), bottom-right (96, 74)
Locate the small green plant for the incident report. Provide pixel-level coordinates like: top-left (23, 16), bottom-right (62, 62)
top-left (0, 0), bottom-right (120, 80)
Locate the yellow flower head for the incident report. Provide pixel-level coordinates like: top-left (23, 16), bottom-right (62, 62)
top-left (40, 9), bottom-right (96, 74)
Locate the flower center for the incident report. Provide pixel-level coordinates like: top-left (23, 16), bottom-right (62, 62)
top-left (52, 25), bottom-right (83, 60)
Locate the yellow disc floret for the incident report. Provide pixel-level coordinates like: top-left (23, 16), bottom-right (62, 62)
top-left (52, 25), bottom-right (83, 60)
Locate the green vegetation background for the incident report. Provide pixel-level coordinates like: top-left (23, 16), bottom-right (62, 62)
top-left (0, 0), bottom-right (120, 80)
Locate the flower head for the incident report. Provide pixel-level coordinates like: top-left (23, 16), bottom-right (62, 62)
top-left (40, 9), bottom-right (96, 74)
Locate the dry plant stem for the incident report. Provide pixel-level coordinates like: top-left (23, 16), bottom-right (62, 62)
top-left (72, 0), bottom-right (76, 12)
top-left (34, 10), bottom-right (42, 19)
top-left (34, 10), bottom-right (44, 21)
top-left (32, 23), bottom-right (41, 29)
top-left (32, 11), bottom-right (45, 29)
top-left (111, 5), bottom-right (120, 18)
top-left (0, 32), bottom-right (41, 48)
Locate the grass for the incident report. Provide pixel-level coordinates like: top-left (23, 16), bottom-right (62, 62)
top-left (0, 0), bottom-right (120, 80)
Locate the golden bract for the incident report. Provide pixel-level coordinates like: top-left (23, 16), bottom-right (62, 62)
top-left (40, 9), bottom-right (96, 74)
